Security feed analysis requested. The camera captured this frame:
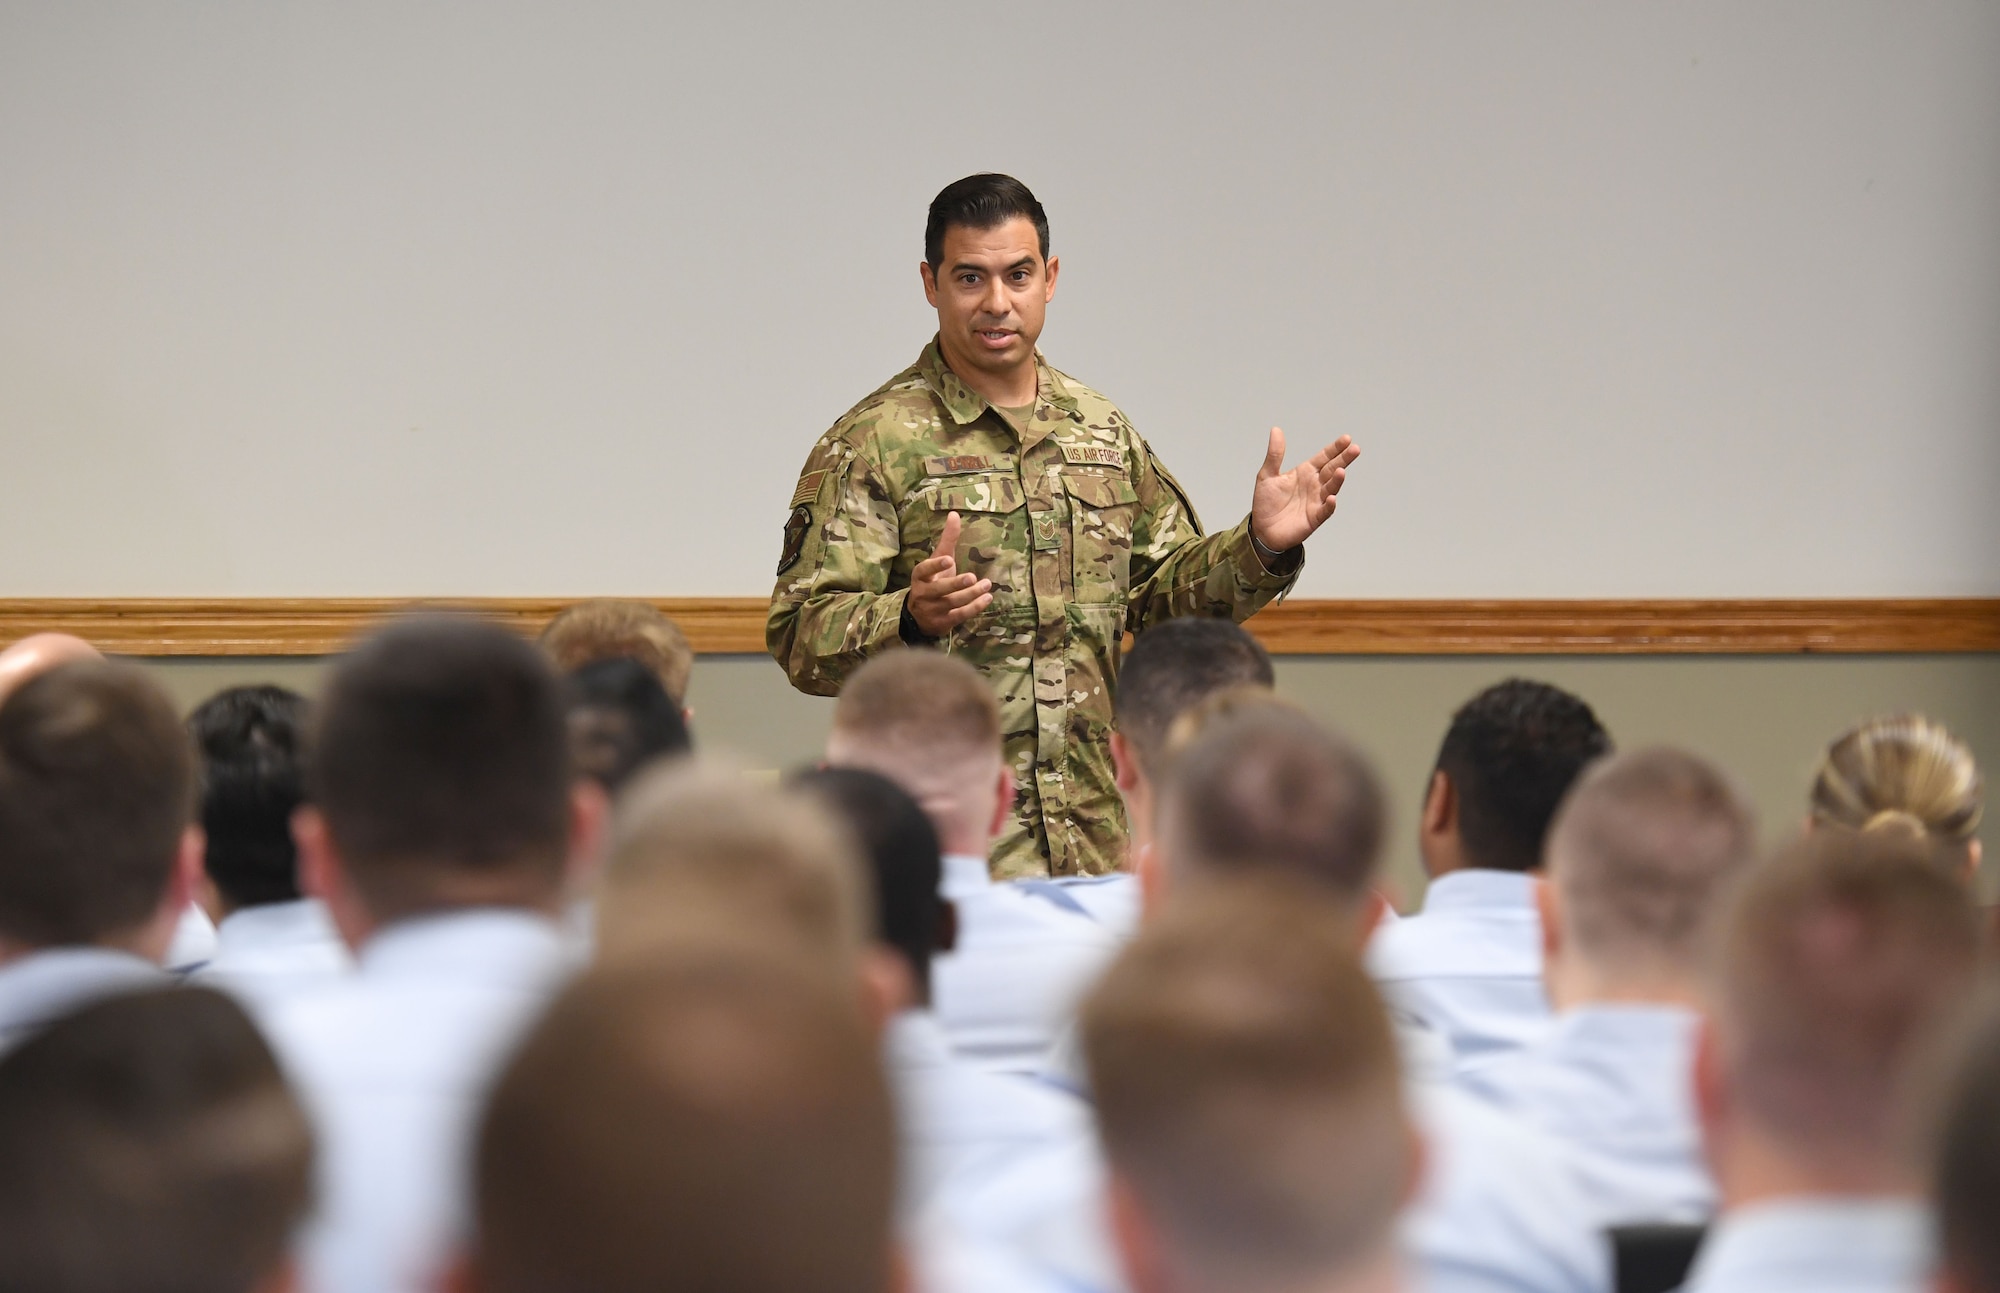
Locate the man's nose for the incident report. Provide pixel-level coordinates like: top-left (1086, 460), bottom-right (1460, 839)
top-left (982, 276), bottom-right (1010, 318)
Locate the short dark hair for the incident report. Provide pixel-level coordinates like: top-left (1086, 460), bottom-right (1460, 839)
top-left (1434, 679), bottom-right (1612, 873)
top-left (189, 685), bottom-right (310, 911)
top-left (925, 173), bottom-right (1050, 269)
top-left (787, 765), bottom-right (945, 995)
top-left (0, 662), bottom-right (193, 948)
top-left (1937, 991), bottom-right (2000, 1293)
top-left (1116, 619), bottom-right (1275, 772)
top-left (0, 987), bottom-right (313, 1293)
top-left (566, 658), bottom-right (692, 795)
top-left (309, 615), bottom-right (571, 917)
top-left (475, 950), bottom-right (896, 1293)
top-left (1161, 702), bottom-right (1386, 902)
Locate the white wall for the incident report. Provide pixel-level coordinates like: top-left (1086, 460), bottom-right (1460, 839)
top-left (4, 1), bottom-right (1996, 598)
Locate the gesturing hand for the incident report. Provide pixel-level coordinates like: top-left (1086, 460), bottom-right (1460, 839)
top-left (1249, 428), bottom-right (1360, 554)
top-left (907, 511), bottom-right (993, 637)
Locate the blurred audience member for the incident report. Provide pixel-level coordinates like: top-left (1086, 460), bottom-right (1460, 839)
top-left (1461, 748), bottom-right (1756, 1223)
top-left (0, 987), bottom-right (312, 1293)
top-left (565, 657), bottom-right (692, 796)
top-left (597, 761), bottom-right (868, 969)
top-left (540, 598), bottom-right (694, 708)
top-left (1682, 831), bottom-right (1981, 1293)
top-left (1370, 678), bottom-right (1612, 1067)
top-left (792, 766), bottom-right (1090, 1217)
top-left (187, 684), bottom-right (351, 1009)
top-left (0, 632), bottom-right (218, 971)
top-left (1084, 878), bottom-right (1418, 1293)
top-left (1095, 618), bottom-right (1276, 934)
top-left (0, 662), bottom-right (200, 1050)
top-left (1811, 713), bottom-right (1983, 884)
top-left (827, 649), bottom-right (1117, 1073)
top-left (962, 699), bottom-right (1609, 1293)
top-left (263, 615), bottom-right (600, 1293)
top-left (460, 945), bottom-right (897, 1293)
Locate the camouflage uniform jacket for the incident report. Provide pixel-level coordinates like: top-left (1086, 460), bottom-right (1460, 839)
top-left (767, 339), bottom-right (1301, 878)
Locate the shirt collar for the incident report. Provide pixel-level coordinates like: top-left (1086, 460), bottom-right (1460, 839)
top-left (885, 1008), bottom-right (956, 1071)
top-left (0, 947), bottom-right (165, 1045)
top-left (1421, 868), bottom-right (1541, 915)
top-left (216, 899), bottom-right (339, 952)
top-left (916, 337), bottom-right (1081, 428)
top-left (940, 852), bottom-right (994, 902)
top-left (357, 907), bottom-right (568, 988)
top-left (1686, 1197), bottom-right (1931, 1291)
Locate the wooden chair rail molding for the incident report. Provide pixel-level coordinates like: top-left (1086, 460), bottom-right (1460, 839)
top-left (2, 598), bottom-right (1996, 657)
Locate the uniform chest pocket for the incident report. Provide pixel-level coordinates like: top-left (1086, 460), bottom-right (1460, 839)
top-left (1062, 470), bottom-right (1141, 604)
top-left (915, 473), bottom-right (1028, 605)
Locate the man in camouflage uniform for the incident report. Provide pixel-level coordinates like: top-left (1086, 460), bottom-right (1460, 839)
top-left (768, 174), bottom-right (1360, 879)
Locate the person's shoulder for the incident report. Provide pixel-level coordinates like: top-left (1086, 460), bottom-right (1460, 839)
top-left (815, 354), bottom-right (952, 459)
top-left (1041, 361), bottom-right (1137, 433)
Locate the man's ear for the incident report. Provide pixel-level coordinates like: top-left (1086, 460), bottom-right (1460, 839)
top-left (919, 260), bottom-right (940, 308)
top-left (1110, 731), bottom-right (1140, 794)
top-left (1691, 1015), bottom-right (1728, 1171)
top-left (564, 778), bottom-right (612, 891)
top-left (1357, 890), bottom-right (1391, 944)
top-left (294, 806), bottom-right (371, 953)
top-left (1105, 1172), bottom-right (1169, 1293)
top-left (1535, 876), bottom-right (1567, 1009)
top-left (987, 762), bottom-right (1014, 843)
top-left (1420, 769), bottom-right (1453, 838)
top-left (857, 947), bottom-right (915, 1032)
top-left (1136, 842), bottom-right (1166, 917)
top-left (1043, 254), bottom-right (1060, 303)
top-left (170, 825), bottom-right (203, 914)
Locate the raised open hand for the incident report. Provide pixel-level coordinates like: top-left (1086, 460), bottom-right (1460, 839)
top-left (1249, 428), bottom-right (1360, 554)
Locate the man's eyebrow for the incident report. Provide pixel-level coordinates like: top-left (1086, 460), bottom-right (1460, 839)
top-left (950, 255), bottom-right (1039, 276)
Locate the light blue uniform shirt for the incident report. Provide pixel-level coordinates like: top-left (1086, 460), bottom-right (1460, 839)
top-left (194, 898), bottom-right (353, 1015)
top-left (166, 902), bottom-right (219, 973)
top-left (0, 946), bottom-right (164, 1052)
top-left (1369, 870), bottom-right (1552, 1068)
top-left (1459, 1005), bottom-right (1713, 1225)
top-left (1042, 873), bottom-right (1142, 941)
top-left (1678, 1199), bottom-right (1931, 1293)
top-left (263, 908), bottom-right (572, 1293)
top-left (932, 854), bottom-right (1122, 1074)
top-left (888, 1008), bottom-right (1093, 1220)
top-left (931, 1079), bottom-right (1610, 1293)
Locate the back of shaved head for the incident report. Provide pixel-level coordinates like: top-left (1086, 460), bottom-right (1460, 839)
top-left (0, 633), bottom-right (103, 708)
top-left (473, 945), bottom-right (897, 1293)
top-left (826, 649), bottom-right (1003, 850)
top-left (1158, 698), bottom-right (1385, 904)
top-left (1546, 747), bottom-right (1757, 983)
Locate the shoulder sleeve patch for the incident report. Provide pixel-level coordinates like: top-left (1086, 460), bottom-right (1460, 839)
top-left (791, 470), bottom-right (827, 508)
top-left (778, 504), bottom-right (815, 575)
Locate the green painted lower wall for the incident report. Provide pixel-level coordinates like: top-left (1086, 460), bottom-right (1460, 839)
top-left (140, 653), bottom-right (2000, 910)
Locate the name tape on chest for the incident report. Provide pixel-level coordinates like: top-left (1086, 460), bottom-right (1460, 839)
top-left (924, 455), bottom-right (1001, 477)
top-left (1058, 444), bottom-right (1125, 469)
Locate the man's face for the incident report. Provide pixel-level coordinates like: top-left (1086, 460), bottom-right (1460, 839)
top-left (920, 216), bottom-right (1059, 386)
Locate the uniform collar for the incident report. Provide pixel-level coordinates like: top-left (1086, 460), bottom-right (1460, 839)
top-left (1421, 868), bottom-right (1541, 914)
top-left (0, 947), bottom-right (164, 1047)
top-left (940, 852), bottom-right (995, 902)
top-left (917, 337), bottom-right (1082, 429)
top-left (1685, 1197), bottom-right (1930, 1291)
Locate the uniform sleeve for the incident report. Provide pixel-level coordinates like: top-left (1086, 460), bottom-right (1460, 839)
top-left (765, 435), bottom-right (912, 696)
top-left (1123, 440), bottom-right (1302, 630)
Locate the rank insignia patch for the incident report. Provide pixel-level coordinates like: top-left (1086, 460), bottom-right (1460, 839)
top-left (779, 505), bottom-right (814, 575)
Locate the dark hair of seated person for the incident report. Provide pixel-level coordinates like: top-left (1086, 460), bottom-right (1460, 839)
top-left (188, 684), bottom-right (310, 913)
top-left (307, 614), bottom-right (572, 919)
top-left (786, 765), bottom-right (950, 1002)
top-left (1433, 678), bottom-right (1612, 873)
top-left (0, 986), bottom-right (314, 1293)
top-left (1114, 618), bottom-right (1275, 773)
top-left (0, 661), bottom-right (195, 949)
top-left (565, 657), bottom-right (692, 796)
